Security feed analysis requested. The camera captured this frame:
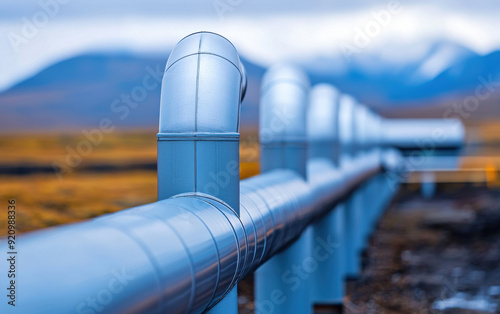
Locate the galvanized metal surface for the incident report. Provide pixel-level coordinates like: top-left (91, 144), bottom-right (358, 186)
top-left (255, 64), bottom-right (312, 314)
top-left (308, 84), bottom-right (345, 304)
top-left (1, 31), bottom-right (466, 314)
top-left (381, 118), bottom-right (465, 149)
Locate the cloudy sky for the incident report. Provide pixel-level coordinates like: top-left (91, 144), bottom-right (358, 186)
top-left (1, 0), bottom-right (500, 91)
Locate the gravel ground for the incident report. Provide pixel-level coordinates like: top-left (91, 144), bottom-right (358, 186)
top-left (238, 184), bottom-right (500, 314)
top-left (346, 183), bottom-right (500, 314)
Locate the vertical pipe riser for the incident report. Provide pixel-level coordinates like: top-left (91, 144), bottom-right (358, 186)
top-left (307, 84), bottom-right (345, 306)
top-left (158, 139), bottom-right (240, 211)
top-left (156, 32), bottom-right (246, 313)
top-left (261, 143), bottom-right (308, 178)
top-left (256, 64), bottom-right (311, 314)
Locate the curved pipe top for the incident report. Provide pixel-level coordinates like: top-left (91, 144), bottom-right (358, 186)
top-left (367, 110), bottom-right (383, 148)
top-left (307, 84), bottom-right (341, 163)
top-left (307, 84), bottom-right (340, 143)
top-left (261, 64), bottom-right (310, 91)
top-left (338, 94), bottom-right (357, 156)
top-left (259, 64), bottom-right (310, 143)
top-left (353, 103), bottom-right (370, 151)
top-left (159, 31), bottom-right (246, 134)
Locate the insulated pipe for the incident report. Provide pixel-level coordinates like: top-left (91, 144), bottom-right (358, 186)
top-left (307, 84), bottom-right (346, 305)
top-left (14, 196), bottom-right (248, 314)
top-left (255, 64), bottom-right (312, 314)
top-left (364, 110), bottom-right (384, 236)
top-left (353, 104), bottom-right (375, 249)
top-left (380, 118), bottom-right (465, 208)
top-left (259, 64), bottom-right (310, 177)
top-left (371, 112), bottom-right (392, 232)
top-left (157, 31), bottom-right (245, 211)
top-left (9, 32), bottom-right (385, 313)
top-left (380, 118), bottom-right (465, 150)
top-left (338, 95), bottom-right (356, 159)
top-left (353, 103), bottom-right (370, 156)
top-left (0, 31), bottom-right (466, 314)
top-left (369, 112), bottom-right (401, 224)
top-left (156, 31), bottom-right (246, 313)
top-left (9, 152), bottom-right (380, 314)
top-left (307, 84), bottom-right (341, 165)
top-left (5, 130), bottom-right (413, 314)
top-left (339, 94), bottom-right (364, 278)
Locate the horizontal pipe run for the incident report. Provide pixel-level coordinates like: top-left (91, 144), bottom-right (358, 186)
top-left (380, 118), bottom-right (465, 150)
top-left (1, 31), bottom-right (468, 314)
top-left (10, 149), bottom-right (386, 314)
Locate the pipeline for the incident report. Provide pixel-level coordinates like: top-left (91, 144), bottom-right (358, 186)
top-left (2, 32), bottom-right (465, 314)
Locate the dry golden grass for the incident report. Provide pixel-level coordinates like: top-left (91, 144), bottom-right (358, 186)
top-left (0, 131), bottom-right (260, 236)
top-left (0, 165), bottom-right (260, 236)
top-left (0, 130), bottom-right (157, 166)
top-left (9, 123), bottom-right (499, 237)
top-left (0, 171), bottom-right (157, 235)
top-left (0, 130), bottom-right (260, 165)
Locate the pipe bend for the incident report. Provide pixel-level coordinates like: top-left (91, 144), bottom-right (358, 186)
top-left (159, 31), bottom-right (246, 134)
top-left (308, 84), bottom-right (340, 142)
top-left (353, 103), bottom-right (370, 151)
top-left (307, 159), bottom-right (345, 211)
top-left (259, 64), bottom-right (310, 143)
top-left (308, 84), bottom-right (341, 162)
top-left (381, 118), bottom-right (466, 149)
top-left (240, 170), bottom-right (313, 264)
top-left (338, 94), bottom-right (357, 158)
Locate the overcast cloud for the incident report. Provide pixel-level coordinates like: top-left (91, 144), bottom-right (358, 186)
top-left (1, 0), bottom-right (500, 91)
top-left (1, 0), bottom-right (499, 19)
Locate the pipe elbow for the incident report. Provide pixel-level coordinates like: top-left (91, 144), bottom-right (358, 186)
top-left (353, 103), bottom-right (370, 149)
top-left (308, 84), bottom-right (340, 143)
top-left (338, 94), bottom-right (357, 152)
top-left (159, 31), bottom-right (246, 134)
top-left (259, 64), bottom-right (309, 143)
top-left (445, 118), bottom-right (466, 147)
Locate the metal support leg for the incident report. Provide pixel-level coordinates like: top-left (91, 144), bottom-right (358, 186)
top-left (360, 181), bottom-right (372, 246)
top-left (208, 288), bottom-right (238, 314)
top-left (257, 64), bottom-right (311, 314)
top-left (421, 171), bottom-right (436, 199)
top-left (255, 228), bottom-right (313, 314)
top-left (312, 204), bottom-right (345, 305)
top-left (344, 191), bottom-right (363, 278)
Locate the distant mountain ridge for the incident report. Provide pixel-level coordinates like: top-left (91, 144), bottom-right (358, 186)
top-left (1, 41), bottom-right (499, 133)
top-left (0, 52), bottom-right (265, 132)
top-left (0, 53), bottom-right (166, 132)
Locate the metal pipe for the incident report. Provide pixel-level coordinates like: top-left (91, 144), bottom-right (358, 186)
top-left (339, 94), bottom-right (364, 279)
top-left (355, 104), bottom-right (386, 250)
top-left (307, 84), bottom-right (341, 165)
top-left (2, 32), bottom-right (467, 314)
top-left (157, 31), bottom-right (244, 212)
top-left (10, 153), bottom-right (381, 314)
top-left (156, 31), bottom-right (246, 313)
top-left (380, 118), bottom-right (465, 150)
top-left (255, 64), bottom-right (312, 314)
top-left (352, 103), bottom-right (372, 253)
top-left (364, 110), bottom-right (385, 238)
top-left (307, 84), bottom-right (346, 305)
top-left (14, 196), bottom-right (247, 314)
top-left (259, 64), bottom-right (310, 177)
